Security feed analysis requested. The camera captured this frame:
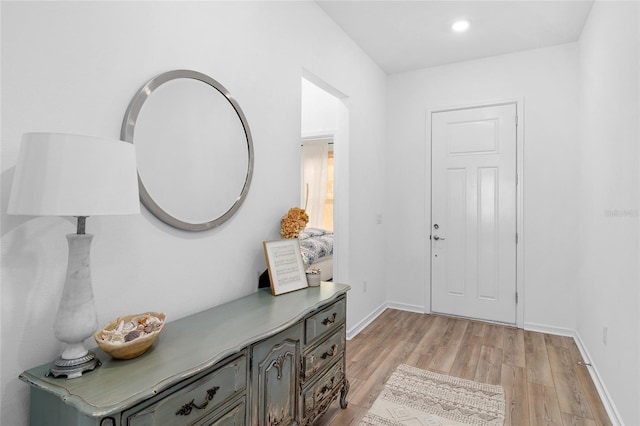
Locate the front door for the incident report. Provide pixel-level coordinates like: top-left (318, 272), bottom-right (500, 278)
top-left (431, 103), bottom-right (517, 324)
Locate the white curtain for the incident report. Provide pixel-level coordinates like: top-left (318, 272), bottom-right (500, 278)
top-left (301, 143), bottom-right (329, 229)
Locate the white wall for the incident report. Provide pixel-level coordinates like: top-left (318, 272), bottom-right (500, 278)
top-left (386, 43), bottom-right (580, 331)
top-left (302, 78), bottom-right (339, 135)
top-left (0, 2), bottom-right (387, 424)
top-left (577, 1), bottom-right (640, 424)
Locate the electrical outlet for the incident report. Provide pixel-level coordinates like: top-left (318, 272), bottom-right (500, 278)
top-left (602, 325), bottom-right (608, 345)
top-left (363, 281), bottom-right (368, 293)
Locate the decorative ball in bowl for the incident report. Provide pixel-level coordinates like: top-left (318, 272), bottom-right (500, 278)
top-left (95, 312), bottom-right (166, 360)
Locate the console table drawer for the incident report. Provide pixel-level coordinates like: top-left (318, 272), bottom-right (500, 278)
top-left (305, 298), bottom-right (345, 345)
top-left (301, 359), bottom-right (345, 421)
top-left (302, 326), bottom-right (345, 382)
top-left (195, 398), bottom-right (245, 426)
top-left (127, 354), bottom-right (247, 426)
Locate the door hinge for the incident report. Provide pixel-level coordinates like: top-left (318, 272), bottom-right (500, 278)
top-left (515, 114), bottom-right (518, 126)
top-left (515, 292), bottom-right (519, 304)
top-left (515, 233), bottom-right (519, 244)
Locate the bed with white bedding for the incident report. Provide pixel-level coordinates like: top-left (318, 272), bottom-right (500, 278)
top-left (298, 228), bottom-right (334, 281)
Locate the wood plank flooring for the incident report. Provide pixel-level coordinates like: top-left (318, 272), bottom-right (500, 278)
top-left (318, 309), bottom-right (611, 426)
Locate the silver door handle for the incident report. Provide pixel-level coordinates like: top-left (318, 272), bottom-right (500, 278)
top-left (433, 235), bottom-right (445, 241)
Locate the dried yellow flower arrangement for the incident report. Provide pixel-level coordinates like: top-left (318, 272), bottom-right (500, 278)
top-left (280, 207), bottom-right (309, 239)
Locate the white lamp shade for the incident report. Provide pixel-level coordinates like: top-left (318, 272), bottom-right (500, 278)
top-left (8, 133), bottom-right (140, 216)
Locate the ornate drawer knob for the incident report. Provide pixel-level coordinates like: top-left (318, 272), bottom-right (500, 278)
top-left (321, 345), bottom-right (338, 360)
top-left (321, 313), bottom-right (337, 326)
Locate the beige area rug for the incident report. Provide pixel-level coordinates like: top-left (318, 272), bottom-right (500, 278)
top-left (360, 364), bottom-right (505, 426)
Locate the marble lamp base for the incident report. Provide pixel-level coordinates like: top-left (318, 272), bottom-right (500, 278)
top-left (48, 352), bottom-right (101, 379)
top-left (49, 233), bottom-right (101, 379)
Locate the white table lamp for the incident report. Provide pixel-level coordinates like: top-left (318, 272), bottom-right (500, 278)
top-left (8, 132), bottom-right (140, 378)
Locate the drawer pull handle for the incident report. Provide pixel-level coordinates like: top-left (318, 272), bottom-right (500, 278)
top-left (317, 377), bottom-right (337, 401)
top-left (175, 386), bottom-right (220, 416)
top-left (318, 384), bottom-right (332, 400)
top-left (321, 344), bottom-right (338, 360)
top-left (322, 313), bottom-right (337, 326)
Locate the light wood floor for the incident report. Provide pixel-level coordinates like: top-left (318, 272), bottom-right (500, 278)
top-left (318, 309), bottom-right (611, 426)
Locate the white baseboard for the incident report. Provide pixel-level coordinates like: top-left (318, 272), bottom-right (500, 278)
top-left (346, 301), bottom-right (426, 340)
top-left (385, 301), bottom-right (425, 314)
top-left (527, 323), bottom-right (623, 424)
top-left (524, 322), bottom-right (622, 424)
top-left (346, 302), bottom-right (387, 340)
top-left (573, 332), bottom-right (624, 426)
top-left (523, 321), bottom-right (574, 337)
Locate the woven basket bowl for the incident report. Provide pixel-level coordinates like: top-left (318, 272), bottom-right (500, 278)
top-left (95, 312), bottom-right (166, 360)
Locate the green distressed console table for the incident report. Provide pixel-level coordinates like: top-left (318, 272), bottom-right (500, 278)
top-left (20, 282), bottom-right (350, 426)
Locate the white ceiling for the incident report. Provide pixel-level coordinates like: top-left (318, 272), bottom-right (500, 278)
top-left (316, 1), bottom-right (594, 74)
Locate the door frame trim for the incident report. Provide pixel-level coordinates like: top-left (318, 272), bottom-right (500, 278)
top-left (301, 70), bottom-right (351, 288)
top-left (425, 97), bottom-right (525, 328)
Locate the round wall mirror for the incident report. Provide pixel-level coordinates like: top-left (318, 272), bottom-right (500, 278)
top-left (122, 70), bottom-right (254, 231)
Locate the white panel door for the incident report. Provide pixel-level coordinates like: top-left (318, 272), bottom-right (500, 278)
top-left (431, 103), bottom-right (517, 324)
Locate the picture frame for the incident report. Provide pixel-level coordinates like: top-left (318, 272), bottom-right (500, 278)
top-left (263, 239), bottom-right (308, 296)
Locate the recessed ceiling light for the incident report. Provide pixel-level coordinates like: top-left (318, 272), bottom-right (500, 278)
top-left (452, 19), bottom-right (471, 33)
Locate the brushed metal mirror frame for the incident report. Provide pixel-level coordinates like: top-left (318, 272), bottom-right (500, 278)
top-left (122, 69), bottom-right (254, 231)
